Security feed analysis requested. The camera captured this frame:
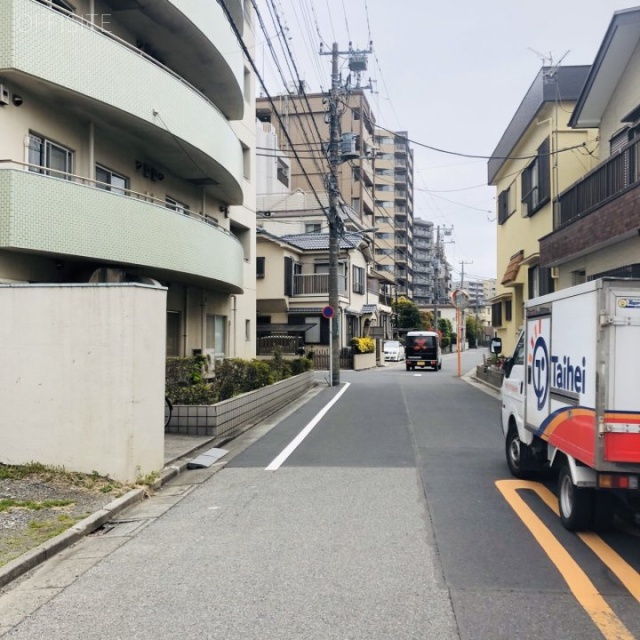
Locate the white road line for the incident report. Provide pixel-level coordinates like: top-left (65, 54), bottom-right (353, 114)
top-left (265, 382), bottom-right (351, 471)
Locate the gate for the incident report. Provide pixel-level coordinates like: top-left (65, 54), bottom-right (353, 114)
top-left (311, 347), bottom-right (353, 370)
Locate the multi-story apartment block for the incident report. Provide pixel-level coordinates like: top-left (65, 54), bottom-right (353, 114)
top-left (373, 128), bottom-right (414, 299)
top-left (256, 92), bottom-right (415, 299)
top-left (0, 0), bottom-right (256, 361)
top-left (540, 8), bottom-right (640, 287)
top-left (412, 218), bottom-right (434, 306)
top-left (256, 90), bottom-right (376, 227)
top-left (488, 65), bottom-right (598, 353)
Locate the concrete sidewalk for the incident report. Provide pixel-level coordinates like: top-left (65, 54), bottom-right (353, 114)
top-left (0, 378), bottom-right (325, 591)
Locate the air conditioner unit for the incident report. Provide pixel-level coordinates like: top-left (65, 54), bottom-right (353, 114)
top-left (551, 267), bottom-right (559, 279)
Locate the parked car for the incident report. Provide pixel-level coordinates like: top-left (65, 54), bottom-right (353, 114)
top-left (383, 340), bottom-right (405, 362)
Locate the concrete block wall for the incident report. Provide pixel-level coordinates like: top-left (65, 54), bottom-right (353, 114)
top-left (0, 284), bottom-right (167, 483)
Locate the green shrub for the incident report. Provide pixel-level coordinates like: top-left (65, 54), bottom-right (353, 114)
top-left (170, 383), bottom-right (218, 405)
top-left (244, 359), bottom-right (275, 392)
top-left (290, 357), bottom-right (313, 375)
top-left (267, 349), bottom-right (292, 381)
top-left (351, 336), bottom-right (375, 354)
top-left (167, 353), bottom-right (311, 405)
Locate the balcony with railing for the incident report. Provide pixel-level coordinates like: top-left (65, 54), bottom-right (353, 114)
top-left (0, 162), bottom-right (244, 290)
top-left (2, 0), bottom-right (244, 202)
top-left (555, 139), bottom-right (640, 228)
top-left (541, 138), bottom-right (640, 266)
top-left (292, 274), bottom-right (346, 296)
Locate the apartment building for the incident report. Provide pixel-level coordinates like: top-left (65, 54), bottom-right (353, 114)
top-left (373, 128), bottom-right (415, 299)
top-left (412, 218), bottom-right (434, 306)
top-left (540, 8), bottom-right (640, 286)
top-left (0, 0), bottom-right (257, 361)
top-left (256, 90), bottom-right (376, 225)
top-left (488, 65), bottom-right (598, 353)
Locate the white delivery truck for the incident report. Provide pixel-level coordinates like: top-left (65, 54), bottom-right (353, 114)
top-left (501, 278), bottom-right (640, 531)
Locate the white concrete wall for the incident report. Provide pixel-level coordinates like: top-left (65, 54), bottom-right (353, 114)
top-left (0, 284), bottom-right (166, 483)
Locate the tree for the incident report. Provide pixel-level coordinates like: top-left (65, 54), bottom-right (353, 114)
top-left (438, 317), bottom-right (452, 348)
top-left (393, 297), bottom-right (424, 331)
top-left (466, 315), bottom-right (478, 348)
top-left (421, 310), bottom-right (435, 330)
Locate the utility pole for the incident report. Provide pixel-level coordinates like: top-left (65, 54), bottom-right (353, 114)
top-left (458, 260), bottom-right (473, 350)
top-left (321, 41), bottom-right (372, 386)
top-left (432, 225), bottom-right (440, 330)
top-left (327, 43), bottom-right (341, 387)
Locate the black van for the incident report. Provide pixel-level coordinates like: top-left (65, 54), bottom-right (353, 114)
top-left (405, 331), bottom-right (442, 371)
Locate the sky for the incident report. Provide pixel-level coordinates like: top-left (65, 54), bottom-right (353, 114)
top-left (253, 0), bottom-right (632, 283)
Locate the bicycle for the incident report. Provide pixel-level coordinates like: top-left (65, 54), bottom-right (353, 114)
top-left (164, 396), bottom-right (173, 429)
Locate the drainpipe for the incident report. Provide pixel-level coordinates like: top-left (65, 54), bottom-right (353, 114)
top-left (230, 295), bottom-right (237, 357)
top-left (183, 287), bottom-right (188, 356)
top-left (88, 121), bottom-right (95, 182)
top-left (201, 291), bottom-right (206, 353)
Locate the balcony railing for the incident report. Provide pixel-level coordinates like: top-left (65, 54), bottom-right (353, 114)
top-left (0, 159), bottom-right (231, 234)
top-left (555, 139), bottom-right (640, 228)
top-left (26, 0), bottom-right (227, 120)
top-left (292, 273), bottom-right (345, 296)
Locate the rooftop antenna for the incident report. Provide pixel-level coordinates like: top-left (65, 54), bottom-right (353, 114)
top-left (528, 48), bottom-right (570, 83)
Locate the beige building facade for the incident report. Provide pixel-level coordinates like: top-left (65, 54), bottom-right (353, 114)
top-left (488, 66), bottom-right (598, 354)
top-left (540, 8), bottom-right (640, 288)
top-left (0, 0), bottom-right (257, 362)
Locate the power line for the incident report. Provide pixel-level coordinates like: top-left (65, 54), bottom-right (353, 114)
top-left (217, 0), bottom-right (330, 224)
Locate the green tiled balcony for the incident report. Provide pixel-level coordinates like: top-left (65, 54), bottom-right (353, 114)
top-left (1, 0), bottom-right (243, 203)
top-left (0, 168), bottom-right (244, 292)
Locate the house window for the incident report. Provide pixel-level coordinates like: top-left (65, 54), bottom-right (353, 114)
top-left (166, 312), bottom-right (181, 356)
top-left (256, 257), bottom-right (265, 279)
top-left (528, 265), bottom-right (540, 299)
top-left (28, 133), bottom-right (73, 178)
top-left (242, 143), bottom-right (251, 180)
top-left (96, 165), bottom-right (128, 195)
top-left (505, 299), bottom-right (512, 322)
top-left (302, 316), bottom-right (319, 343)
top-left (276, 158), bottom-right (289, 187)
top-left (166, 196), bottom-right (190, 215)
top-left (572, 269), bottom-right (586, 285)
top-left (352, 266), bottom-right (365, 294)
top-left (498, 186), bottom-right (513, 225)
top-left (206, 315), bottom-right (227, 357)
top-left (315, 262), bottom-right (346, 292)
top-left (521, 138), bottom-right (550, 216)
top-left (305, 223), bottom-right (322, 234)
top-left (245, 319), bottom-right (251, 341)
top-left (491, 302), bottom-right (502, 327)
top-left (351, 197), bottom-right (360, 212)
top-left (243, 66), bottom-right (252, 103)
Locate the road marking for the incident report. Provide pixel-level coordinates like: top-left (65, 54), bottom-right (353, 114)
top-left (496, 479), bottom-right (636, 640)
top-left (265, 382), bottom-right (351, 471)
top-left (531, 482), bottom-right (640, 605)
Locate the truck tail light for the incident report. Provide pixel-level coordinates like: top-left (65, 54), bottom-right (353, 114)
top-left (599, 475), bottom-right (638, 489)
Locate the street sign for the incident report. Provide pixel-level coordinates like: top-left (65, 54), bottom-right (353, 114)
top-left (321, 305), bottom-right (335, 319)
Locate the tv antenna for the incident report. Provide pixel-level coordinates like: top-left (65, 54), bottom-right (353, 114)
top-left (527, 48), bottom-right (570, 83)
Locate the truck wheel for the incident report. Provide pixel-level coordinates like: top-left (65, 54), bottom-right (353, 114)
top-left (558, 464), bottom-right (593, 531)
top-left (505, 426), bottom-right (531, 479)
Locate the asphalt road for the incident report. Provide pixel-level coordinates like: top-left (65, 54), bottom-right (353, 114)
top-left (1, 350), bottom-right (639, 639)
